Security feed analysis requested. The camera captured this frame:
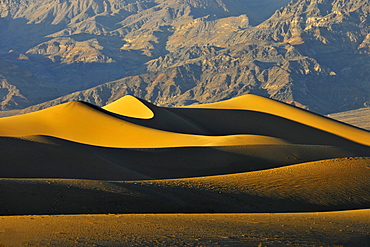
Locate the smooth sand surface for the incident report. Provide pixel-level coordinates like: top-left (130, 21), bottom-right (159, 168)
top-left (1, 210), bottom-right (369, 246)
top-left (1, 94), bottom-right (369, 246)
top-left (1, 135), bottom-right (368, 180)
top-left (102, 95), bottom-right (370, 149)
top-left (182, 94), bottom-right (370, 146)
top-left (0, 95), bottom-right (368, 149)
top-left (102, 95), bottom-right (155, 119)
top-left (0, 101), bottom-right (290, 148)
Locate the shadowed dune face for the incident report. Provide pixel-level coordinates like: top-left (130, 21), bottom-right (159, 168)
top-left (181, 94), bottom-right (370, 147)
top-left (0, 93), bottom-right (370, 246)
top-left (2, 157), bottom-right (370, 215)
top-left (0, 94), bottom-right (369, 180)
top-left (0, 101), bottom-right (291, 148)
top-left (1, 135), bottom-right (367, 180)
top-left (101, 94), bottom-right (370, 149)
top-left (166, 108), bottom-right (370, 149)
top-left (0, 94), bottom-right (369, 149)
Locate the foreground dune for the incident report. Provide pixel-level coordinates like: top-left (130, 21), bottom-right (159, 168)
top-left (1, 210), bottom-right (369, 246)
top-left (2, 157), bottom-right (370, 215)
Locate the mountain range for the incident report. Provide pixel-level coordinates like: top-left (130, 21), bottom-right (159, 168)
top-left (0, 0), bottom-right (369, 114)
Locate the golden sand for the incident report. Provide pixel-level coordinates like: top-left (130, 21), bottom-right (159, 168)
top-left (0, 101), bottom-right (289, 148)
top-left (2, 158), bottom-right (370, 215)
top-left (183, 94), bottom-right (370, 146)
top-left (102, 95), bottom-right (155, 119)
top-left (1, 210), bottom-right (369, 246)
top-left (0, 94), bottom-right (369, 246)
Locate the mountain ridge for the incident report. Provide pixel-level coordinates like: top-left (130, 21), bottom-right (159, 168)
top-left (0, 0), bottom-right (369, 113)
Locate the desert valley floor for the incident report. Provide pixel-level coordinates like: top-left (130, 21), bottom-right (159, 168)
top-left (0, 94), bottom-right (370, 246)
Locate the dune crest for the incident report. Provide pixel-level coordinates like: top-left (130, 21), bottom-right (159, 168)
top-left (0, 101), bottom-right (289, 148)
top-left (103, 95), bottom-right (154, 119)
top-left (183, 94), bottom-right (370, 146)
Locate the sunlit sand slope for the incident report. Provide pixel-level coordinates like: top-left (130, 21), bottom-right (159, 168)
top-left (0, 101), bottom-right (288, 148)
top-left (104, 95), bottom-right (210, 134)
top-left (1, 94), bottom-right (370, 246)
top-left (0, 94), bottom-right (368, 149)
top-left (2, 157), bottom-right (370, 215)
top-left (1, 210), bottom-right (369, 246)
top-left (180, 94), bottom-right (370, 147)
top-left (102, 95), bottom-right (370, 149)
top-left (102, 95), bottom-right (155, 119)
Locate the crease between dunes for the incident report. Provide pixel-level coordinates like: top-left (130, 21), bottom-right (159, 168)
top-left (2, 135), bottom-right (367, 180)
top-left (182, 94), bottom-right (370, 146)
top-left (0, 101), bottom-right (288, 148)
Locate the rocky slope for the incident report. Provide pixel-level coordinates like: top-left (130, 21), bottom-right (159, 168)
top-left (0, 0), bottom-right (369, 113)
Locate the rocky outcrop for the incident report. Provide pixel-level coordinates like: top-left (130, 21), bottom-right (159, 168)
top-left (0, 0), bottom-right (369, 114)
top-left (0, 61), bottom-right (57, 110)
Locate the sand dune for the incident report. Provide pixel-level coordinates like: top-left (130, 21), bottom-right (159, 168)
top-left (2, 157), bottom-right (370, 215)
top-left (1, 135), bottom-right (368, 180)
top-left (101, 95), bottom-right (370, 149)
top-left (1, 94), bottom-right (369, 246)
top-left (0, 101), bottom-right (289, 148)
top-left (0, 94), bottom-right (368, 149)
top-left (105, 96), bottom-right (211, 134)
top-left (102, 95), bottom-right (155, 119)
top-left (0, 136), bottom-right (152, 180)
top-left (1, 210), bottom-right (369, 246)
top-left (181, 94), bottom-right (370, 146)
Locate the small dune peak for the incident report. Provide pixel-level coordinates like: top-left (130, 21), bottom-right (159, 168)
top-left (103, 95), bottom-right (154, 119)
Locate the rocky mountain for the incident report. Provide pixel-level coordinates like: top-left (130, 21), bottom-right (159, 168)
top-left (0, 0), bottom-right (369, 114)
top-left (0, 60), bottom-right (58, 110)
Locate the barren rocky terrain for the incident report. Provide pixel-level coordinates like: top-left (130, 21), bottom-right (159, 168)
top-left (0, 0), bottom-right (369, 114)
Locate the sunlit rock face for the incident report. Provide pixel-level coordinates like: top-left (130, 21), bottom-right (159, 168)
top-left (0, 0), bottom-right (369, 114)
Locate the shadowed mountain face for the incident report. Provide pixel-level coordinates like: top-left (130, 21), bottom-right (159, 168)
top-left (0, 0), bottom-right (369, 113)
